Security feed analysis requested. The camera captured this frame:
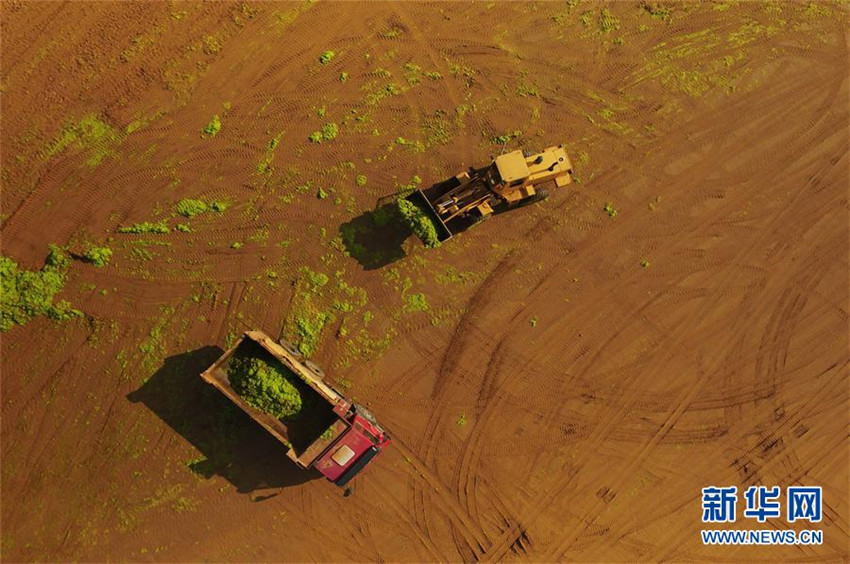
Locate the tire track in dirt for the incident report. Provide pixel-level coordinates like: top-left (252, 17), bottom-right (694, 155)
top-left (395, 76), bottom-right (788, 552)
top-left (3, 3), bottom-right (848, 561)
top-left (546, 69), bottom-right (848, 558)
top-left (555, 213), bottom-right (843, 419)
top-left (370, 328), bottom-right (586, 425)
top-left (0, 2), bottom-right (69, 71)
top-left (394, 4), bottom-right (468, 160)
top-left (390, 239), bottom-right (568, 554)
top-left (648, 364), bottom-right (849, 562)
top-left (211, 281), bottom-right (246, 345)
top-left (402, 250), bottom-right (525, 558)
top-left (584, 165), bottom-right (840, 560)
top-left (390, 437), bottom-right (488, 556)
top-left (361, 474), bottom-right (447, 561)
top-left (448, 286), bottom-right (673, 555)
top-left (523, 60), bottom-right (845, 342)
top-left (509, 261), bottom-right (807, 560)
top-left (1, 153), bottom-right (111, 245)
top-left (404, 218), bottom-right (590, 550)
top-left (3, 324), bottom-right (129, 520)
top-left (475, 51), bottom-right (848, 562)
top-left (438, 104), bottom-right (840, 532)
top-left (0, 326), bottom-right (92, 456)
top-left (452, 339), bottom-right (535, 536)
top-left (574, 358), bottom-right (847, 562)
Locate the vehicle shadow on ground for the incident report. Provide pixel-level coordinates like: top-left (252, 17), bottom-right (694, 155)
top-left (127, 347), bottom-right (321, 497)
top-left (338, 202), bottom-right (411, 270)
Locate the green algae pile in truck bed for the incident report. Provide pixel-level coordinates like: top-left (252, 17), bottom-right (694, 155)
top-left (227, 347), bottom-right (304, 420)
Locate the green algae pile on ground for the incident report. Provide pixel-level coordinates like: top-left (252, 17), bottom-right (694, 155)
top-left (0, 245), bottom-right (81, 331)
top-left (227, 347), bottom-right (304, 420)
top-left (82, 246), bottom-right (113, 267)
top-left (396, 197), bottom-right (441, 248)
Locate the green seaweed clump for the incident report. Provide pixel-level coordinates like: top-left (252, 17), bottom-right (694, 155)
top-left (308, 122), bottom-right (339, 143)
top-left (46, 114), bottom-right (120, 167)
top-left (404, 292), bottom-right (429, 312)
top-left (176, 199), bottom-right (209, 217)
top-left (396, 198), bottom-right (441, 248)
top-left (1, 245), bottom-right (82, 331)
top-left (118, 221), bottom-right (171, 234)
top-left (228, 348), bottom-right (303, 420)
top-left (320, 123), bottom-right (338, 141)
top-left (296, 310), bottom-right (331, 357)
top-left (176, 198), bottom-right (228, 217)
top-left (83, 246), bottom-right (113, 267)
top-left (319, 50), bottom-right (335, 65)
top-left (202, 115), bottom-right (222, 137)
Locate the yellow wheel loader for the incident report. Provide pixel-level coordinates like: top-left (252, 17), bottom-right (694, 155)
top-left (405, 145), bottom-right (574, 244)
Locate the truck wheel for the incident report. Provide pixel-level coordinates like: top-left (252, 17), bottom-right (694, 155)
top-left (278, 338), bottom-right (302, 358)
top-left (304, 360), bottom-right (325, 379)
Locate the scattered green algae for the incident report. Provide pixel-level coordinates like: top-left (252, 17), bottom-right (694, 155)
top-left (82, 246), bottom-right (113, 267)
top-left (1, 245), bottom-right (82, 331)
top-left (45, 115), bottom-right (120, 167)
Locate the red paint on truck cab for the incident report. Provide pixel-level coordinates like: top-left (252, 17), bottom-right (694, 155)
top-left (315, 412), bottom-right (390, 483)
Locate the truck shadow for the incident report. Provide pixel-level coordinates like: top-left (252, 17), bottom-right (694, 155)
top-left (127, 346), bottom-right (321, 496)
top-left (338, 202), bottom-right (410, 270)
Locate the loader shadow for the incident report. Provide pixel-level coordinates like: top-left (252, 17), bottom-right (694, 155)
top-left (338, 202), bottom-right (410, 270)
top-left (127, 346), bottom-right (321, 496)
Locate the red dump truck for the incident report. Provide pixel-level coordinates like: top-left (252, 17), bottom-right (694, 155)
top-left (200, 330), bottom-right (390, 488)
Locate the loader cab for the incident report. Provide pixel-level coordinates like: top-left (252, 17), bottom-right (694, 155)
top-left (491, 150), bottom-right (531, 194)
top-left (484, 163), bottom-right (503, 190)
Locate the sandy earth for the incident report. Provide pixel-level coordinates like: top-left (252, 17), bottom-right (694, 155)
top-left (1, 1), bottom-right (848, 562)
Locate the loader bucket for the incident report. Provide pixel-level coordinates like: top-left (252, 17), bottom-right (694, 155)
top-left (405, 189), bottom-right (453, 243)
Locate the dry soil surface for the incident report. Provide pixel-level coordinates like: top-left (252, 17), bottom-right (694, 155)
top-left (1, 1), bottom-right (848, 562)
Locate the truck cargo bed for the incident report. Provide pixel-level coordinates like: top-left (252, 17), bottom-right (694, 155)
top-left (201, 333), bottom-right (346, 467)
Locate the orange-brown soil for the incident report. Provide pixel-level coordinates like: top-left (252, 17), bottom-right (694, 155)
top-left (1, 1), bottom-right (848, 561)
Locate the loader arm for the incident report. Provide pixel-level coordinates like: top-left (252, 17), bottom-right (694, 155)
top-left (442, 194), bottom-right (492, 222)
top-left (432, 173), bottom-right (493, 219)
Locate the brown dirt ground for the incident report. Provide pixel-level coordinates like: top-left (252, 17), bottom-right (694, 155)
top-left (1, 1), bottom-right (848, 561)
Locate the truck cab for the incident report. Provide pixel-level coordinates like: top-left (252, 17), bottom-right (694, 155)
top-left (312, 403), bottom-right (389, 486)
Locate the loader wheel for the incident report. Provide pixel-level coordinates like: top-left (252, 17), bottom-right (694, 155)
top-left (511, 188), bottom-right (549, 210)
top-left (304, 360), bottom-right (325, 379)
top-left (278, 338), bottom-right (302, 358)
top-left (531, 187), bottom-right (549, 202)
top-left (471, 212), bottom-right (492, 226)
